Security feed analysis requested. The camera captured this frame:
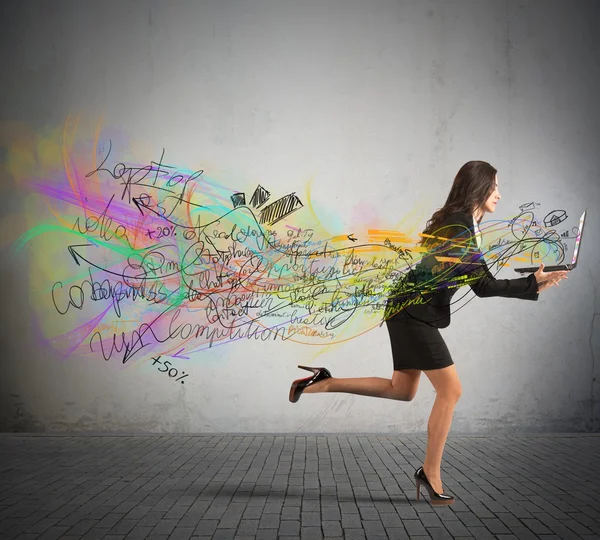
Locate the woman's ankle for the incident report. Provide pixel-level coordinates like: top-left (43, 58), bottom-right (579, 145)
top-left (304, 378), bottom-right (330, 393)
top-left (423, 463), bottom-right (441, 480)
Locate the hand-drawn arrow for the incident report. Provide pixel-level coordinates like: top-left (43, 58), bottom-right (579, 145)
top-left (66, 243), bottom-right (182, 280)
top-left (132, 197), bottom-right (146, 215)
top-left (68, 243), bottom-right (97, 266)
top-left (347, 234), bottom-right (357, 242)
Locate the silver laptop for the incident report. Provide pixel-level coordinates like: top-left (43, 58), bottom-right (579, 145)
top-left (514, 210), bottom-right (586, 273)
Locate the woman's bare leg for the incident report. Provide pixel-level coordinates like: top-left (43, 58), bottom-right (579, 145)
top-left (421, 364), bottom-right (462, 493)
top-left (302, 369), bottom-right (421, 401)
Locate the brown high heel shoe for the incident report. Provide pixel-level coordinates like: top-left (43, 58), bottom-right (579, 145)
top-left (414, 466), bottom-right (455, 505)
top-left (289, 365), bottom-right (332, 403)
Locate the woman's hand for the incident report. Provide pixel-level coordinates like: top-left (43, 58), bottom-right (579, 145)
top-left (533, 263), bottom-right (569, 292)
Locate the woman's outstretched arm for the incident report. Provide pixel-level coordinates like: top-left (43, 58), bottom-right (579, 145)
top-left (434, 212), bottom-right (539, 300)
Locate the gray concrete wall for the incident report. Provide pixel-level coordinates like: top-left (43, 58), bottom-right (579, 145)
top-left (0, 0), bottom-right (598, 433)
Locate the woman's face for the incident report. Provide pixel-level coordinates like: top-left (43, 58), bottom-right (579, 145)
top-left (480, 173), bottom-right (501, 215)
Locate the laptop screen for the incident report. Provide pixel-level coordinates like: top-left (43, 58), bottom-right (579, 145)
top-left (571, 211), bottom-right (586, 265)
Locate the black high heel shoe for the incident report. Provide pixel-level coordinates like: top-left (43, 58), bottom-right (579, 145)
top-left (289, 365), bottom-right (332, 403)
top-left (414, 466), bottom-right (455, 505)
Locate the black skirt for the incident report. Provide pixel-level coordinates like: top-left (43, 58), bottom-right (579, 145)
top-left (385, 309), bottom-right (454, 371)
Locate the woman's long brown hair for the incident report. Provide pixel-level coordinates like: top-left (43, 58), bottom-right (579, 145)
top-left (418, 160), bottom-right (497, 246)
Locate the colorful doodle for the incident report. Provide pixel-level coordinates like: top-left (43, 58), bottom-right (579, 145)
top-left (3, 118), bottom-right (569, 366)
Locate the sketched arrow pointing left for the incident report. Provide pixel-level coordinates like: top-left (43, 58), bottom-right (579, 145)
top-left (132, 197), bottom-right (146, 215)
top-left (66, 243), bottom-right (177, 281)
top-left (68, 243), bottom-right (96, 266)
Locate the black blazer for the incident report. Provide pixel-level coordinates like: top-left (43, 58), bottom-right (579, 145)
top-left (385, 211), bottom-right (539, 328)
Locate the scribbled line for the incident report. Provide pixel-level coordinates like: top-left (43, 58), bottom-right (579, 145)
top-left (89, 303), bottom-right (300, 364)
top-left (89, 301), bottom-right (175, 363)
top-left (86, 141), bottom-right (205, 218)
top-left (51, 270), bottom-right (170, 319)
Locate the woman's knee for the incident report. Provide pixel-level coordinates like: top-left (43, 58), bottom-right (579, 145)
top-left (426, 365), bottom-right (462, 403)
top-left (439, 383), bottom-right (462, 403)
top-left (391, 370), bottom-right (420, 401)
top-left (404, 386), bottom-right (418, 401)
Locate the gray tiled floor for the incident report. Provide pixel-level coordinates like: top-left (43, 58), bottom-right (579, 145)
top-left (0, 434), bottom-right (599, 540)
